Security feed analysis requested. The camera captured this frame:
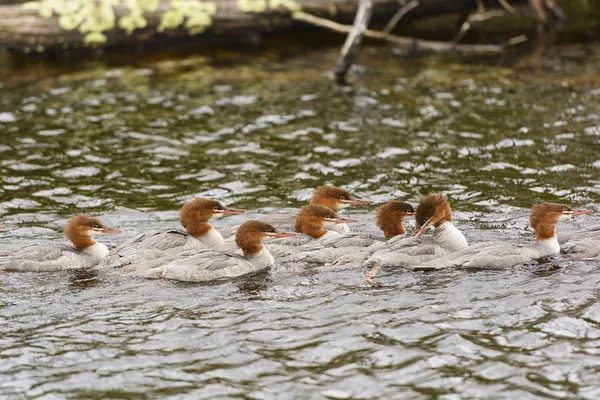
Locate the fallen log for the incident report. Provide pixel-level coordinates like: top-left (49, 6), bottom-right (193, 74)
top-left (0, 0), bottom-right (548, 52)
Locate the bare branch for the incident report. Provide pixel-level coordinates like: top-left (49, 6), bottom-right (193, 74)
top-left (293, 10), bottom-right (526, 54)
top-left (334, 0), bottom-right (373, 84)
top-left (476, 0), bottom-right (485, 12)
top-left (502, 34), bottom-right (528, 47)
top-left (544, 0), bottom-right (566, 22)
top-left (453, 10), bottom-right (506, 44)
top-left (382, 0), bottom-right (419, 37)
top-left (498, 0), bottom-right (517, 14)
top-left (529, 0), bottom-right (547, 26)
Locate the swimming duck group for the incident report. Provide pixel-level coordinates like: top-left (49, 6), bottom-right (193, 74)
top-left (0, 185), bottom-right (597, 282)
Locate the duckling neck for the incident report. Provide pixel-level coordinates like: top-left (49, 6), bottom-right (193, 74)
top-left (187, 222), bottom-right (224, 246)
top-left (535, 223), bottom-right (557, 242)
top-left (69, 235), bottom-right (97, 251)
top-left (199, 226), bottom-right (225, 247)
top-left (433, 221), bottom-right (468, 252)
top-left (302, 225), bottom-right (329, 239)
top-left (379, 221), bottom-right (406, 239)
top-left (245, 246), bottom-right (275, 267)
top-left (82, 242), bottom-right (109, 259)
top-left (241, 242), bottom-right (263, 257)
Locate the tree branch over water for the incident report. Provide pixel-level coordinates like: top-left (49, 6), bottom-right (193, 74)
top-left (335, 0), bottom-right (373, 84)
top-left (293, 10), bottom-right (527, 54)
top-left (382, 0), bottom-right (420, 37)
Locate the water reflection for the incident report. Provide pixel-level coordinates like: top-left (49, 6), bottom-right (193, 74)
top-left (67, 269), bottom-right (100, 291)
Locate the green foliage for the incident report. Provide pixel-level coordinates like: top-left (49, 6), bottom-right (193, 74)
top-left (158, 0), bottom-right (216, 34)
top-left (119, 0), bottom-right (160, 34)
top-left (24, 0), bottom-right (118, 44)
top-left (22, 0), bottom-right (302, 46)
top-left (237, 0), bottom-right (300, 13)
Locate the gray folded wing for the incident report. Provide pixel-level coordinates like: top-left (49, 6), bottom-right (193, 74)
top-left (559, 224), bottom-right (600, 245)
top-left (0, 243), bottom-right (84, 271)
top-left (96, 229), bottom-right (202, 269)
top-left (317, 233), bottom-right (381, 248)
top-left (413, 243), bottom-right (540, 270)
top-left (269, 234), bottom-right (314, 247)
top-left (138, 249), bottom-right (265, 282)
top-left (562, 238), bottom-right (600, 259)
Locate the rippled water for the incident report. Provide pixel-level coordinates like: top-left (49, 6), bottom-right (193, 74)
top-left (1, 42), bottom-right (600, 398)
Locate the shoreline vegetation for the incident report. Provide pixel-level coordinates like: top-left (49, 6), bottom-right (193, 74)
top-left (0, 0), bottom-right (599, 86)
top-left (0, 0), bottom-right (597, 54)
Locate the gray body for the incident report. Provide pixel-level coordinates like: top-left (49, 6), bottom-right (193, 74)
top-left (0, 242), bottom-right (108, 272)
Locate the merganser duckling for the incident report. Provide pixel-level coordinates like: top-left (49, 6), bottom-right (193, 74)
top-left (96, 198), bottom-right (244, 270)
top-left (267, 204), bottom-right (359, 257)
top-left (375, 201), bottom-right (416, 239)
top-left (295, 204), bottom-right (360, 239)
top-left (296, 201), bottom-right (416, 265)
top-left (409, 203), bottom-right (592, 270)
top-left (131, 221), bottom-right (296, 282)
top-left (363, 192), bottom-right (468, 267)
top-left (263, 185), bottom-right (373, 234)
top-left (559, 222), bottom-right (599, 259)
top-left (0, 215), bottom-right (121, 272)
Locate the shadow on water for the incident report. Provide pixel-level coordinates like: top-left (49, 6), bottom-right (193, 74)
top-left (67, 268), bottom-right (101, 291)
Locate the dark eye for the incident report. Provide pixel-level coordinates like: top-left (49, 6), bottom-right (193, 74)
top-left (93, 224), bottom-right (100, 229)
top-left (340, 197), bottom-right (347, 200)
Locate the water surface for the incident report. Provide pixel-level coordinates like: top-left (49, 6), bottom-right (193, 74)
top-left (1, 43), bottom-right (600, 398)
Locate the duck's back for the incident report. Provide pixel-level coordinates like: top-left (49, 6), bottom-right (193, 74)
top-left (138, 249), bottom-right (269, 282)
top-left (0, 243), bottom-right (94, 272)
top-left (96, 229), bottom-right (204, 270)
top-left (413, 242), bottom-right (547, 270)
top-left (561, 238), bottom-right (600, 259)
top-left (559, 224), bottom-right (600, 245)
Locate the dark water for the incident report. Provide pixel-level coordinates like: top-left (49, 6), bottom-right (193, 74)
top-left (1, 42), bottom-right (600, 398)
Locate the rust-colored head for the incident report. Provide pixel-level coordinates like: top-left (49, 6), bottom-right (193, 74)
top-left (180, 198), bottom-right (245, 237)
top-left (413, 192), bottom-right (453, 237)
top-left (235, 220), bottom-right (296, 256)
top-left (310, 185), bottom-right (373, 211)
top-left (294, 204), bottom-right (357, 239)
top-left (375, 201), bottom-right (416, 239)
top-left (64, 214), bottom-right (121, 250)
top-left (0, 225), bottom-right (5, 230)
top-left (530, 202), bottom-right (591, 241)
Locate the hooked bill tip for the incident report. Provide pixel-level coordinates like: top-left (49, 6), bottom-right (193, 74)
top-left (274, 232), bottom-right (296, 238)
top-left (102, 228), bottom-right (122, 234)
top-left (572, 209), bottom-right (592, 217)
top-left (349, 199), bottom-right (374, 206)
top-left (223, 208), bottom-right (246, 216)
